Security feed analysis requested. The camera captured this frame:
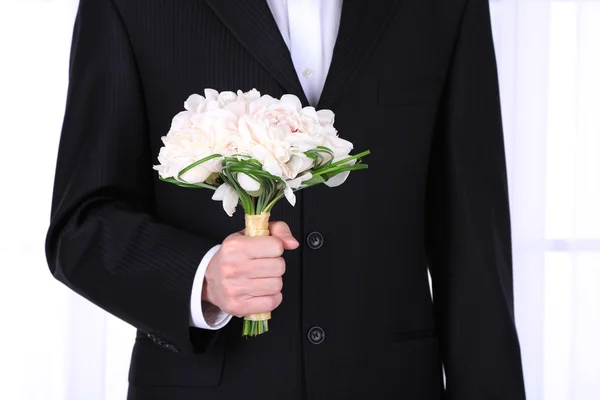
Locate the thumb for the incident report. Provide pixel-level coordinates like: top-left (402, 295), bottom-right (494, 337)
top-left (269, 221), bottom-right (300, 250)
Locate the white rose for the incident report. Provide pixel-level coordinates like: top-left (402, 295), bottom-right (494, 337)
top-left (156, 89), bottom-right (270, 186)
top-left (153, 129), bottom-right (222, 184)
top-left (239, 94), bottom-right (321, 180)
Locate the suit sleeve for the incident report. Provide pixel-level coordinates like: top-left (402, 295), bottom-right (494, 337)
top-left (425, 0), bottom-right (527, 398)
top-left (45, 0), bottom-right (220, 355)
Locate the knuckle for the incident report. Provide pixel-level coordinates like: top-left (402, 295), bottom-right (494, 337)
top-left (274, 221), bottom-right (290, 232)
top-left (275, 257), bottom-right (286, 275)
top-left (264, 297), bottom-right (277, 311)
top-left (220, 263), bottom-right (237, 279)
top-left (269, 237), bottom-right (284, 255)
top-left (270, 221), bottom-right (284, 233)
top-left (221, 238), bottom-right (241, 255)
top-left (271, 293), bottom-right (283, 309)
top-left (275, 278), bottom-right (283, 293)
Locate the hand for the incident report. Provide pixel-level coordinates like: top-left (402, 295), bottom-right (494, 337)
top-left (202, 222), bottom-right (300, 317)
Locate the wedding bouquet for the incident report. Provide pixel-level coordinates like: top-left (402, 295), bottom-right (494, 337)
top-left (154, 88), bottom-right (369, 336)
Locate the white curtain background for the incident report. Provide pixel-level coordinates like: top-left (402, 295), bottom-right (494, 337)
top-left (0, 0), bottom-right (598, 399)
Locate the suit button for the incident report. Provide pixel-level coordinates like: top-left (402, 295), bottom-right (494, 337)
top-left (306, 232), bottom-right (324, 250)
top-left (164, 343), bottom-right (180, 353)
top-left (307, 326), bottom-right (325, 344)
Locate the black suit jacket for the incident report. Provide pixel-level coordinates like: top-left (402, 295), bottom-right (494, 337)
top-left (46, 0), bottom-right (527, 398)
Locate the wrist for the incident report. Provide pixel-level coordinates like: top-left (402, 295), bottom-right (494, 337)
top-left (201, 277), bottom-right (211, 302)
top-left (202, 275), bottom-right (219, 308)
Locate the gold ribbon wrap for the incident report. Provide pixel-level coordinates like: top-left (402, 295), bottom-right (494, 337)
top-left (244, 212), bottom-right (272, 322)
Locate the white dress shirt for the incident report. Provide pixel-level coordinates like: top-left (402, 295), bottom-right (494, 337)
top-left (190, 0), bottom-right (343, 329)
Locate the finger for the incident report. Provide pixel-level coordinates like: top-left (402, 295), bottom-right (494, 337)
top-left (222, 235), bottom-right (284, 259)
top-left (241, 236), bottom-right (285, 259)
top-left (269, 221), bottom-right (299, 250)
top-left (238, 257), bottom-right (286, 279)
top-left (236, 293), bottom-right (283, 316)
top-left (243, 277), bottom-right (283, 297)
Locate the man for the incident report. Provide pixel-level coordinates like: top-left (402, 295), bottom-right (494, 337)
top-left (46, 0), bottom-right (527, 398)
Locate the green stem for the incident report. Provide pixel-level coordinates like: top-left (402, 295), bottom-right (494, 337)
top-left (311, 151), bottom-right (370, 174)
top-left (159, 177), bottom-right (218, 190)
top-left (327, 150), bottom-right (371, 168)
top-left (242, 319), bottom-right (269, 337)
top-left (177, 154), bottom-right (222, 180)
top-left (310, 163), bottom-right (368, 179)
top-left (263, 192), bottom-right (285, 213)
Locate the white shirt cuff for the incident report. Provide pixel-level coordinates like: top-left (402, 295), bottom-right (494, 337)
top-left (189, 244), bottom-right (233, 330)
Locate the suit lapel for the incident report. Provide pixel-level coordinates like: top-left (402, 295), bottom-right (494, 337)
top-left (205, 0), bottom-right (398, 109)
top-left (318, 0), bottom-right (398, 109)
top-left (204, 0), bottom-right (309, 106)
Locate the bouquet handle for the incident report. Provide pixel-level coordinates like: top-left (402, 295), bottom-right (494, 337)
top-left (243, 212), bottom-right (272, 336)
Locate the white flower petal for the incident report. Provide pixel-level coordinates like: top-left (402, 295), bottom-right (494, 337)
top-left (237, 117), bottom-right (253, 143)
top-left (286, 155), bottom-right (304, 177)
top-left (324, 157), bottom-right (356, 188)
top-left (238, 172), bottom-right (261, 193)
top-left (330, 137), bottom-right (354, 155)
top-left (217, 91), bottom-right (237, 106)
top-left (286, 177), bottom-right (303, 189)
top-left (171, 112), bottom-right (192, 130)
top-left (204, 88), bottom-right (219, 102)
top-left (211, 183), bottom-right (230, 201)
top-left (300, 106), bottom-right (318, 121)
top-left (184, 94), bottom-right (204, 112)
top-left (252, 95), bottom-right (277, 111)
top-left (286, 155), bottom-right (315, 178)
top-left (284, 184), bottom-right (296, 206)
top-left (286, 172), bottom-right (313, 190)
top-left (301, 157), bottom-right (315, 172)
top-left (263, 156), bottom-right (283, 178)
top-left (224, 100), bottom-right (247, 118)
top-left (153, 164), bottom-right (170, 179)
top-left (280, 94), bottom-right (303, 112)
top-left (324, 171), bottom-right (350, 187)
top-left (212, 183), bottom-right (239, 217)
top-left (239, 88), bottom-right (261, 102)
top-left (222, 186), bottom-right (240, 217)
top-left (316, 109), bottom-right (335, 125)
top-left (301, 172), bottom-right (313, 182)
top-left (180, 165), bottom-right (212, 184)
top-left (241, 115), bottom-right (271, 145)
